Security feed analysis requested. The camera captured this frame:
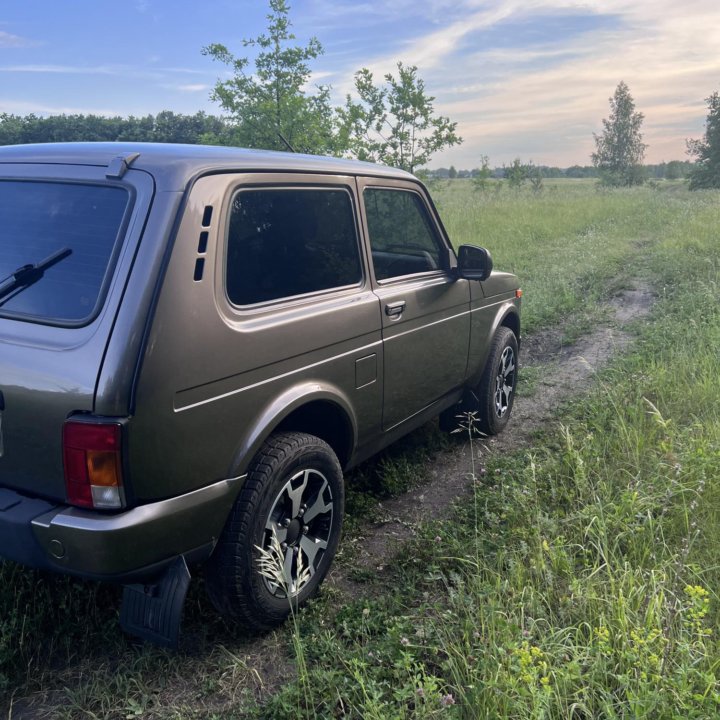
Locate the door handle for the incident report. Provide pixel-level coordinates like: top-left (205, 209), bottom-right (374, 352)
top-left (385, 301), bottom-right (406, 317)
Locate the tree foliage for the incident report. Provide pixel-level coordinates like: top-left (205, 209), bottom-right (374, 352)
top-left (0, 111), bottom-right (231, 146)
top-left (472, 156), bottom-right (492, 191)
top-left (202, 1), bottom-right (462, 170)
top-left (202, 0), bottom-right (338, 155)
top-left (592, 81), bottom-right (647, 186)
top-left (339, 62), bottom-right (461, 173)
top-left (687, 92), bottom-right (720, 189)
top-left (503, 158), bottom-right (533, 187)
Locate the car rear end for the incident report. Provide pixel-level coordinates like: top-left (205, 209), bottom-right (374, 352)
top-left (0, 149), bottom-right (159, 577)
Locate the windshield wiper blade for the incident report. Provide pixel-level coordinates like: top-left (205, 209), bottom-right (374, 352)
top-left (0, 247), bottom-right (72, 303)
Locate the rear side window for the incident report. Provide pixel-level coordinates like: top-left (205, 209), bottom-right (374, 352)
top-left (0, 181), bottom-right (129, 325)
top-left (226, 187), bottom-right (362, 306)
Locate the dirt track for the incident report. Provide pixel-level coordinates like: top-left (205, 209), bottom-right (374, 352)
top-left (346, 283), bottom-right (654, 572)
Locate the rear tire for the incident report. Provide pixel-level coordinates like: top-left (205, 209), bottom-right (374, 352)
top-left (205, 432), bottom-right (344, 630)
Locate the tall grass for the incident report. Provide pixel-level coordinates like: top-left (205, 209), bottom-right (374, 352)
top-left (433, 180), bottom-right (706, 332)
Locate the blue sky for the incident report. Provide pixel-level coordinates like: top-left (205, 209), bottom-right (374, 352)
top-left (1, 0), bottom-right (719, 168)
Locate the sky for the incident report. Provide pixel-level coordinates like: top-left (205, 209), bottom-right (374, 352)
top-left (1, 0), bottom-right (719, 169)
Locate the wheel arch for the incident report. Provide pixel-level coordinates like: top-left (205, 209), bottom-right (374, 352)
top-left (227, 383), bottom-right (357, 477)
top-left (468, 302), bottom-right (521, 386)
top-left (274, 400), bottom-right (354, 468)
top-left (499, 307), bottom-right (521, 347)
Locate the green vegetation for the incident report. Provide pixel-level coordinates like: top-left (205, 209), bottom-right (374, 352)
top-left (592, 81), bottom-right (647, 186)
top-left (202, 0), bottom-right (339, 155)
top-left (434, 179), bottom-right (679, 333)
top-left (202, 0), bottom-right (460, 167)
top-left (0, 110), bottom-right (233, 146)
top-left (339, 62), bottom-right (461, 173)
top-left (688, 91), bottom-right (720, 190)
top-left (2, 182), bottom-right (720, 718)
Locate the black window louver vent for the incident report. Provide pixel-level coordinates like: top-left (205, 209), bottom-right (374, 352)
top-left (193, 258), bottom-right (205, 282)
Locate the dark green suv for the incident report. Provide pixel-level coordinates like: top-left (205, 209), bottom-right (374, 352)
top-left (0, 143), bottom-right (520, 646)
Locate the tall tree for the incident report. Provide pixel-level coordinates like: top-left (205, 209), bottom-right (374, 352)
top-left (687, 92), bottom-right (720, 189)
top-left (592, 81), bottom-right (647, 186)
top-left (202, 0), bottom-right (338, 155)
top-left (340, 62), bottom-right (461, 174)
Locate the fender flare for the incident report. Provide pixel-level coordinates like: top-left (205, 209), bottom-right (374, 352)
top-left (226, 381), bottom-right (359, 477)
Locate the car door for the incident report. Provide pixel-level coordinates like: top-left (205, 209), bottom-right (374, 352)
top-left (357, 178), bottom-right (470, 430)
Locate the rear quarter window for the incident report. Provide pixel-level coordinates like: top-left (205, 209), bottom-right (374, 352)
top-left (0, 180), bottom-right (129, 325)
top-left (225, 187), bottom-right (362, 306)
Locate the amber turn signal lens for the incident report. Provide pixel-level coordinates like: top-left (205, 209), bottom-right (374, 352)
top-left (86, 450), bottom-right (121, 487)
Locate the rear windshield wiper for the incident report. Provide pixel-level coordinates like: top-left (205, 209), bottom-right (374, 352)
top-left (0, 247), bottom-right (72, 304)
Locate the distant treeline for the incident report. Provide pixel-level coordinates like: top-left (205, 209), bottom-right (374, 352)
top-left (429, 160), bottom-right (695, 181)
top-left (0, 111), bottom-right (234, 146)
top-left (0, 112), bottom-right (697, 181)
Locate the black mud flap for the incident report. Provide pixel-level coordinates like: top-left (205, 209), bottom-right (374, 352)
top-left (120, 556), bottom-right (191, 649)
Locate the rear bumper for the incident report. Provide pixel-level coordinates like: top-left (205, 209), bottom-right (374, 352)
top-left (0, 475), bottom-right (244, 582)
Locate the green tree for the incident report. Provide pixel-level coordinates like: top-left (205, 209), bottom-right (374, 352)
top-left (472, 155), bottom-right (492, 191)
top-left (665, 160), bottom-right (685, 180)
top-left (529, 165), bottom-right (544, 193)
top-left (0, 111), bottom-right (232, 145)
top-left (592, 81), bottom-right (647, 186)
top-left (202, 0), bottom-right (338, 155)
top-left (340, 62), bottom-right (461, 173)
top-left (687, 92), bottom-right (720, 189)
top-left (448, 165), bottom-right (458, 179)
top-left (503, 158), bottom-right (532, 187)
top-left (566, 165), bottom-right (598, 179)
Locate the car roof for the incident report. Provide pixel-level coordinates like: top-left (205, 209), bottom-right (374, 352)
top-left (0, 142), bottom-right (417, 191)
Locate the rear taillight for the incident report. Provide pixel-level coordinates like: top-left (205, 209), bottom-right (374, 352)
top-left (63, 420), bottom-right (125, 509)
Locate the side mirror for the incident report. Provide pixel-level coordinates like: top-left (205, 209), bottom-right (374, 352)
top-left (457, 244), bottom-right (493, 281)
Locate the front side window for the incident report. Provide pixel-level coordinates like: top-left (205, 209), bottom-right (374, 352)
top-left (364, 188), bottom-right (444, 281)
top-left (226, 187), bottom-right (362, 306)
top-left (0, 181), bottom-right (129, 325)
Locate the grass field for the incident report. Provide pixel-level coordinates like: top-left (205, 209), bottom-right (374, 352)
top-left (2, 179), bottom-right (720, 718)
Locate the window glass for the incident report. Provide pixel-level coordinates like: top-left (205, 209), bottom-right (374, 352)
top-left (226, 188), bottom-right (361, 306)
top-left (0, 181), bottom-right (129, 324)
top-left (364, 188), bottom-right (443, 280)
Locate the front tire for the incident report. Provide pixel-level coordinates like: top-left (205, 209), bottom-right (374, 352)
top-left (476, 326), bottom-right (518, 435)
top-left (205, 432), bottom-right (344, 630)
top-left (439, 326), bottom-right (518, 436)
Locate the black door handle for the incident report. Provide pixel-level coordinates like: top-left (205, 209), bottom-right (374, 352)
top-left (385, 301), bottom-right (406, 317)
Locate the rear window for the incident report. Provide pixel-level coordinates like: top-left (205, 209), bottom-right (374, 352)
top-left (0, 180), bottom-right (129, 325)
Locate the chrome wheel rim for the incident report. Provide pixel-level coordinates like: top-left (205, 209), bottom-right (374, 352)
top-left (262, 468), bottom-right (334, 598)
top-left (494, 346), bottom-right (516, 418)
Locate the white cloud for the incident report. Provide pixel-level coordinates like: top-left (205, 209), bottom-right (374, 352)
top-left (327, 0), bottom-right (720, 166)
top-left (0, 30), bottom-right (37, 48)
top-left (0, 98), bottom-right (124, 116)
top-left (0, 64), bottom-right (146, 76)
top-left (168, 83), bottom-right (210, 92)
